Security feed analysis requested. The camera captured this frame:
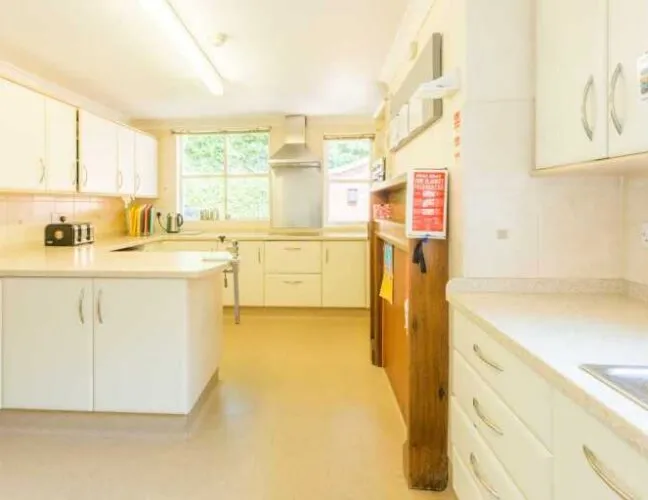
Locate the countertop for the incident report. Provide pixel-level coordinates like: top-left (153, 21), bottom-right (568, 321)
top-left (158, 231), bottom-right (369, 242)
top-left (449, 292), bottom-right (648, 458)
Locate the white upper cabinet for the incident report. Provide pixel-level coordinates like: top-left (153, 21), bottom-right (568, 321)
top-left (0, 79), bottom-right (47, 190)
top-left (117, 126), bottom-right (136, 195)
top-left (536, 0), bottom-right (609, 169)
top-left (322, 241), bottom-right (367, 308)
top-left (607, 0), bottom-right (648, 158)
top-left (135, 132), bottom-right (158, 198)
top-left (78, 110), bottom-right (118, 194)
top-left (45, 99), bottom-right (78, 192)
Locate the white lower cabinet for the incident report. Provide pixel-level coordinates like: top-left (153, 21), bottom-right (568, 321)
top-left (452, 448), bottom-right (483, 500)
top-left (3, 278), bottom-right (93, 411)
top-left (553, 392), bottom-right (648, 500)
top-left (322, 241), bottom-right (366, 308)
top-left (228, 241), bottom-right (264, 306)
top-left (264, 274), bottom-right (322, 307)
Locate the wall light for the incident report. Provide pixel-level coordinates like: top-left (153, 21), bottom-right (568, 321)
top-left (140, 0), bottom-right (224, 95)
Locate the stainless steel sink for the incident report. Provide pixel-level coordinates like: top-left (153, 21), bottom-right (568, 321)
top-left (581, 364), bottom-right (648, 411)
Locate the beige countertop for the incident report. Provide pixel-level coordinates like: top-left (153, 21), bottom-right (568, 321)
top-left (160, 231), bottom-right (369, 242)
top-left (449, 291), bottom-right (648, 458)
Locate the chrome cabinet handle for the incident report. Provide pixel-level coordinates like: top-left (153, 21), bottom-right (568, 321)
top-left (257, 247), bottom-right (261, 264)
top-left (470, 453), bottom-right (500, 499)
top-left (39, 158), bottom-right (46, 184)
top-left (473, 398), bottom-right (503, 436)
top-left (78, 288), bottom-right (85, 325)
top-left (581, 75), bottom-right (595, 141)
top-left (583, 446), bottom-right (635, 500)
top-left (97, 289), bottom-right (104, 324)
top-left (473, 344), bottom-right (504, 373)
top-left (83, 165), bottom-right (88, 187)
top-left (325, 248), bottom-right (329, 264)
top-left (610, 63), bottom-right (624, 136)
top-left (135, 173), bottom-right (141, 193)
top-left (284, 247), bottom-right (301, 251)
top-left (117, 170), bottom-right (123, 189)
top-left (283, 280), bottom-right (303, 285)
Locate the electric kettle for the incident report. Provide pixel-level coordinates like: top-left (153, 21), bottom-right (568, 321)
top-left (165, 212), bottom-right (184, 233)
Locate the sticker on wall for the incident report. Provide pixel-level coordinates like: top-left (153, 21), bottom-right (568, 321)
top-left (379, 243), bottom-right (394, 304)
top-left (406, 168), bottom-right (449, 240)
top-left (638, 53), bottom-right (648, 101)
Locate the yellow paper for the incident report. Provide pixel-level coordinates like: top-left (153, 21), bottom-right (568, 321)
top-left (379, 274), bottom-right (394, 304)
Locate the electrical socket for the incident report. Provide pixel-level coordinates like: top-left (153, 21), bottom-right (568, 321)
top-left (641, 223), bottom-right (648, 248)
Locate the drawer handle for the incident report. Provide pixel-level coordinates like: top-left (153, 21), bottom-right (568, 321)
top-left (473, 398), bottom-right (503, 436)
top-left (469, 453), bottom-right (500, 499)
top-left (283, 280), bottom-right (303, 285)
top-left (583, 446), bottom-right (636, 500)
top-left (473, 344), bottom-right (504, 373)
top-left (284, 247), bottom-right (302, 251)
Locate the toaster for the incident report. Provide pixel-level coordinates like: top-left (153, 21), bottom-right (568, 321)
top-left (45, 217), bottom-right (95, 246)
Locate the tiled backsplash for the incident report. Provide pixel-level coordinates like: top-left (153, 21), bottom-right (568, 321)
top-left (0, 194), bottom-right (126, 249)
top-left (624, 178), bottom-right (648, 286)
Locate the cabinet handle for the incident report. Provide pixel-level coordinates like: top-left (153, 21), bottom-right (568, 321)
top-left (581, 75), bottom-right (595, 141)
top-left (135, 173), bottom-right (141, 193)
top-left (39, 158), bottom-right (46, 184)
top-left (472, 398), bottom-right (503, 436)
top-left (610, 63), bottom-right (624, 136)
top-left (325, 248), bottom-right (329, 264)
top-left (473, 344), bottom-right (504, 373)
top-left (117, 170), bottom-right (123, 189)
top-left (284, 247), bottom-right (301, 251)
top-left (583, 446), bottom-right (635, 500)
top-left (97, 289), bottom-right (104, 324)
top-left (257, 247), bottom-right (261, 264)
top-left (83, 164), bottom-right (88, 187)
top-left (283, 280), bottom-right (303, 285)
top-left (78, 288), bottom-right (85, 325)
top-left (469, 453), bottom-right (500, 499)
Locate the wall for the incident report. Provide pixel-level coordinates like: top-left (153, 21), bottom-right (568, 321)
top-left (388, 0), bottom-right (624, 280)
top-left (624, 178), bottom-right (648, 286)
top-left (133, 115), bottom-right (377, 229)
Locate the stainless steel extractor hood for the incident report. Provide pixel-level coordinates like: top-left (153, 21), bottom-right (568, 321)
top-left (269, 115), bottom-right (321, 168)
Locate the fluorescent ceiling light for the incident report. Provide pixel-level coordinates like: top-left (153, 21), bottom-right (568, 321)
top-left (140, 0), bottom-right (224, 95)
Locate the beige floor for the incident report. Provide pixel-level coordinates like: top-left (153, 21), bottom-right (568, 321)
top-left (0, 310), bottom-right (456, 499)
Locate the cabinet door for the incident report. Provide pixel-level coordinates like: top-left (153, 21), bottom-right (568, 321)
top-left (45, 98), bottom-right (77, 192)
top-left (135, 132), bottom-right (158, 198)
top-left (117, 126), bottom-right (136, 195)
top-left (554, 393), bottom-right (648, 499)
top-left (322, 241), bottom-right (366, 308)
top-left (234, 241), bottom-right (264, 306)
top-left (78, 110), bottom-right (118, 194)
top-left (93, 279), bottom-right (187, 414)
top-left (608, 0), bottom-right (648, 157)
top-left (2, 278), bottom-right (93, 411)
top-left (0, 79), bottom-right (47, 190)
top-left (536, 0), bottom-right (608, 168)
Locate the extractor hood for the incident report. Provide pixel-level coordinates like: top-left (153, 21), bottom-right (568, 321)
top-left (269, 116), bottom-right (321, 168)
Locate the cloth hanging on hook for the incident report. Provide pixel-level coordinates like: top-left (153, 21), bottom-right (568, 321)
top-left (412, 239), bottom-right (427, 274)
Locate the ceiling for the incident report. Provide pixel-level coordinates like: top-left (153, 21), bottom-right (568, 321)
top-left (0, 0), bottom-right (408, 119)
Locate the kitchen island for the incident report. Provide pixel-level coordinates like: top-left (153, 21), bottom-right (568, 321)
top-left (0, 242), bottom-right (228, 415)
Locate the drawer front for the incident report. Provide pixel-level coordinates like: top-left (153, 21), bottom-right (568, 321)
top-left (453, 350), bottom-right (553, 500)
top-left (265, 241), bottom-right (321, 274)
top-left (452, 310), bottom-right (553, 448)
top-left (554, 393), bottom-right (648, 500)
top-left (451, 399), bottom-right (525, 500)
top-left (452, 447), bottom-right (484, 500)
top-left (264, 274), bottom-right (321, 307)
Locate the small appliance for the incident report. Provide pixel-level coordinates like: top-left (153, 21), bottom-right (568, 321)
top-left (45, 217), bottom-right (95, 246)
top-left (165, 212), bottom-right (184, 233)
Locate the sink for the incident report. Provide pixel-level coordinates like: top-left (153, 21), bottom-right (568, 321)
top-left (581, 364), bottom-right (648, 411)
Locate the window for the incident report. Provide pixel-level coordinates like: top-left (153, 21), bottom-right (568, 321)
top-left (325, 137), bottom-right (373, 224)
top-left (179, 131), bottom-right (270, 221)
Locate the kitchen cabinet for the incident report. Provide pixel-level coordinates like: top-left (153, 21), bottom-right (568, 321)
top-left (93, 279), bottom-right (187, 413)
top-left (78, 110), bottom-right (118, 194)
top-left (135, 132), bottom-right (158, 198)
top-left (117, 126), bottom-right (136, 195)
top-left (45, 99), bottom-right (78, 192)
top-left (264, 274), bottom-right (322, 307)
top-left (536, 0), bottom-right (608, 168)
top-left (2, 278), bottom-right (93, 411)
top-left (608, 0), bottom-right (648, 158)
top-left (265, 241), bottom-right (322, 274)
top-left (224, 241), bottom-right (264, 307)
top-left (322, 241), bottom-right (366, 308)
top-left (0, 79), bottom-right (47, 190)
top-left (553, 392), bottom-right (648, 499)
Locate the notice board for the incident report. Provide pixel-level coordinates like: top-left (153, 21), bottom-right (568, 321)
top-left (406, 168), bottom-right (448, 239)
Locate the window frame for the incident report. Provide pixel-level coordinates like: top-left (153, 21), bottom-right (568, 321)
top-left (177, 130), bottom-right (271, 222)
top-left (323, 135), bottom-right (375, 226)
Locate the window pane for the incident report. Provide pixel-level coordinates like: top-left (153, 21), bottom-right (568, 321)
top-left (181, 177), bottom-right (225, 221)
top-left (181, 135), bottom-right (225, 174)
top-left (326, 139), bottom-right (372, 180)
top-left (227, 132), bottom-right (270, 174)
top-left (327, 182), bottom-right (370, 223)
top-left (226, 177), bottom-right (270, 220)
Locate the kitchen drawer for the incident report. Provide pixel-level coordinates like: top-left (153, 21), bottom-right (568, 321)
top-left (453, 350), bottom-right (553, 500)
top-left (264, 241), bottom-right (321, 274)
top-left (451, 398), bottom-right (525, 500)
top-left (264, 274), bottom-right (321, 307)
top-left (452, 447), bottom-right (483, 500)
top-left (452, 310), bottom-right (553, 449)
top-left (554, 392), bottom-right (648, 500)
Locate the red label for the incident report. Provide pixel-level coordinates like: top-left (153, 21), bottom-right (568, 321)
top-left (410, 170), bottom-right (447, 234)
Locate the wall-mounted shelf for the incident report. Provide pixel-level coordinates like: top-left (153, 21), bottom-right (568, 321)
top-left (371, 173), bottom-right (407, 193)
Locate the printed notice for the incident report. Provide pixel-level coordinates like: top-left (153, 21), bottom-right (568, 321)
top-left (638, 53), bottom-right (648, 101)
top-left (406, 169), bottom-right (449, 239)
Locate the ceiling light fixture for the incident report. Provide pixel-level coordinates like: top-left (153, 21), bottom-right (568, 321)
top-left (139, 0), bottom-right (224, 95)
